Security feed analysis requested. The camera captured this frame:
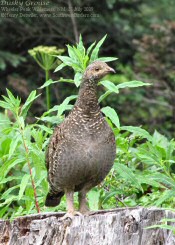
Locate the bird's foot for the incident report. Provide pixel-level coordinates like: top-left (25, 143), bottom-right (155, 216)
top-left (60, 211), bottom-right (82, 221)
top-left (79, 205), bottom-right (90, 216)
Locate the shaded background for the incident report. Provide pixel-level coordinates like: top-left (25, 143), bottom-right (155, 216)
top-left (0, 0), bottom-right (175, 137)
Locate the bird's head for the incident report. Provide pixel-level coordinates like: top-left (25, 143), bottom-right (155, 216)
top-left (83, 61), bottom-right (115, 82)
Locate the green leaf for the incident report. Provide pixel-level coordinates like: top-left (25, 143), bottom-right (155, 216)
top-left (96, 57), bottom-right (118, 62)
top-left (18, 174), bottom-right (30, 201)
top-left (151, 172), bottom-right (175, 189)
top-left (87, 41), bottom-right (96, 56)
top-left (8, 135), bottom-right (21, 159)
top-left (98, 90), bottom-right (112, 103)
top-left (57, 95), bottom-right (77, 116)
top-left (88, 189), bottom-right (100, 210)
top-left (0, 176), bottom-right (21, 185)
top-left (100, 80), bottom-right (119, 93)
top-left (90, 35), bottom-right (107, 62)
top-left (36, 124), bottom-right (53, 134)
top-left (58, 78), bottom-right (75, 83)
top-left (121, 126), bottom-right (153, 141)
top-left (0, 100), bottom-right (13, 110)
top-left (0, 195), bottom-right (18, 208)
top-left (1, 185), bottom-right (20, 200)
top-left (25, 188), bottom-right (34, 211)
top-left (101, 106), bottom-right (120, 128)
top-left (6, 89), bottom-right (19, 106)
top-left (77, 34), bottom-right (86, 56)
top-left (74, 72), bottom-right (82, 87)
top-left (116, 81), bottom-right (151, 90)
top-left (67, 45), bottom-right (77, 60)
top-left (54, 62), bottom-right (66, 72)
top-left (57, 55), bottom-right (73, 66)
top-left (0, 158), bottom-right (25, 181)
top-left (114, 162), bottom-right (143, 190)
top-left (153, 190), bottom-right (175, 206)
top-left (21, 90), bottom-right (40, 118)
top-left (39, 79), bottom-right (58, 89)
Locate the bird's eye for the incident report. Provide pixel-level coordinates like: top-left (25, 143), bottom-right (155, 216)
top-left (95, 67), bottom-right (99, 71)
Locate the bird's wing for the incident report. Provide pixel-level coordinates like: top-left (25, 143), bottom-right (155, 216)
top-left (46, 125), bottom-right (64, 171)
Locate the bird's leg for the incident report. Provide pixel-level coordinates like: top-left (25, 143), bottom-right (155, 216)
top-left (78, 189), bottom-right (90, 215)
top-left (61, 189), bottom-right (82, 220)
top-left (65, 189), bottom-right (75, 214)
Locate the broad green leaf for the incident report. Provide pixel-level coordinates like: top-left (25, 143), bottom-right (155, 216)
top-left (18, 116), bottom-right (25, 129)
top-left (72, 46), bottom-right (84, 70)
top-left (36, 125), bottom-right (53, 134)
top-left (116, 81), bottom-right (150, 90)
top-left (0, 176), bottom-right (21, 185)
top-left (136, 147), bottom-right (162, 166)
top-left (121, 126), bottom-right (153, 141)
top-left (153, 190), bottom-right (175, 206)
top-left (57, 56), bottom-right (72, 65)
top-left (114, 162), bottom-right (143, 190)
top-left (98, 90), bottom-right (112, 103)
top-left (90, 34), bottom-right (107, 62)
top-left (101, 106), bottom-right (120, 128)
top-left (25, 188), bottom-right (35, 211)
top-left (21, 90), bottom-right (40, 118)
top-left (96, 57), bottom-right (118, 62)
top-left (77, 34), bottom-right (86, 56)
top-left (87, 41), bottom-right (96, 56)
top-left (37, 116), bottom-right (62, 125)
top-left (0, 206), bottom-right (8, 218)
top-left (0, 100), bottom-right (13, 110)
top-left (54, 62), bottom-right (66, 72)
top-left (39, 79), bottom-right (58, 89)
top-left (0, 158), bottom-right (25, 180)
top-left (6, 89), bottom-right (20, 106)
top-left (57, 95), bottom-right (77, 117)
top-left (88, 189), bottom-right (100, 210)
top-left (74, 72), bottom-right (82, 87)
top-left (137, 174), bottom-right (161, 188)
top-left (8, 135), bottom-right (21, 159)
top-left (100, 80), bottom-right (119, 93)
top-left (1, 185), bottom-right (20, 199)
top-left (67, 44), bottom-right (77, 60)
top-left (102, 190), bottom-right (120, 204)
top-left (0, 195), bottom-right (18, 208)
top-left (58, 78), bottom-right (75, 83)
top-left (18, 174), bottom-right (30, 200)
top-left (151, 172), bottom-right (175, 189)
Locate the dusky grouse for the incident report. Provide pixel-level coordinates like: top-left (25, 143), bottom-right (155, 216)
top-left (45, 61), bottom-right (116, 216)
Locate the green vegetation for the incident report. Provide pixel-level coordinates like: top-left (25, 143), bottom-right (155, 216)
top-left (0, 36), bottom-right (175, 226)
top-left (0, 0), bottom-right (175, 233)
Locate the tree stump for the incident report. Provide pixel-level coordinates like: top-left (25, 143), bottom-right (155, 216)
top-left (0, 207), bottom-right (174, 245)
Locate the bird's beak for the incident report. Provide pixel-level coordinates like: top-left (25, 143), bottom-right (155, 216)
top-left (106, 66), bottom-right (116, 74)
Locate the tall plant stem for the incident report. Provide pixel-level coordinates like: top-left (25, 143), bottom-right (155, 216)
top-left (18, 118), bottom-right (40, 213)
top-left (45, 70), bottom-right (50, 111)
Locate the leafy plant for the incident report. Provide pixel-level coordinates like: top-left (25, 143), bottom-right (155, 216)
top-left (28, 46), bottom-right (64, 111)
top-left (0, 35), bottom-right (174, 219)
top-left (0, 51), bottom-right (26, 71)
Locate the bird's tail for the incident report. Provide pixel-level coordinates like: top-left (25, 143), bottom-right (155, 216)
top-left (45, 191), bottom-right (64, 207)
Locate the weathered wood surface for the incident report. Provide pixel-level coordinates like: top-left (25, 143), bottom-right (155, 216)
top-left (0, 207), bottom-right (175, 245)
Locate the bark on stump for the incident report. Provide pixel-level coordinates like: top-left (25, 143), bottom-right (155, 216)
top-left (0, 207), bottom-right (175, 245)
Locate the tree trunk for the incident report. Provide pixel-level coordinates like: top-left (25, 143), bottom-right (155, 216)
top-left (0, 207), bottom-right (175, 245)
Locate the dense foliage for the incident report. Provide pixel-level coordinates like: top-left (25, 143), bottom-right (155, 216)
top-left (1, 0), bottom-right (175, 136)
top-left (0, 37), bottom-right (175, 225)
top-left (0, 0), bottom-right (175, 232)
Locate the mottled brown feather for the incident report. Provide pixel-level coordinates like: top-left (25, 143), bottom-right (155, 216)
top-left (45, 61), bottom-right (116, 207)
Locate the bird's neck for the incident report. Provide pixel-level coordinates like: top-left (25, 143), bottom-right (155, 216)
top-left (75, 78), bottom-right (100, 114)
